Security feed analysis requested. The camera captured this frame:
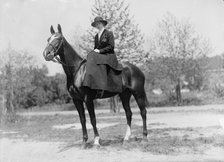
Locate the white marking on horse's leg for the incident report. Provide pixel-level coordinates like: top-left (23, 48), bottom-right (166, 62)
top-left (94, 136), bottom-right (100, 145)
top-left (124, 125), bottom-right (131, 141)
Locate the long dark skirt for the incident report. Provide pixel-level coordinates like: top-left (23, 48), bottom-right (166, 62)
top-left (83, 52), bottom-right (122, 93)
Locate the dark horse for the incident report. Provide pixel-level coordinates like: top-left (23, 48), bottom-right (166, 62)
top-left (43, 24), bottom-right (149, 147)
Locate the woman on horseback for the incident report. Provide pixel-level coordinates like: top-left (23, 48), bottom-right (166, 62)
top-left (83, 16), bottom-right (123, 94)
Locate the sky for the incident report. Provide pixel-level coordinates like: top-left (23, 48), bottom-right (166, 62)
top-left (0, 0), bottom-right (224, 75)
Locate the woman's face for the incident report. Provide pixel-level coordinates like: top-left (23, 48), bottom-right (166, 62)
top-left (95, 22), bottom-right (104, 30)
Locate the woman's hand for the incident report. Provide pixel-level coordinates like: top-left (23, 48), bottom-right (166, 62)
top-left (94, 49), bottom-right (100, 53)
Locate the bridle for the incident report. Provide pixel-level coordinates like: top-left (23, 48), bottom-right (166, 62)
top-left (48, 36), bottom-right (81, 67)
top-left (47, 36), bottom-right (86, 76)
top-left (47, 37), bottom-right (69, 66)
top-left (49, 39), bottom-right (63, 57)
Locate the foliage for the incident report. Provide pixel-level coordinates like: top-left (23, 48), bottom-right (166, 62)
top-left (0, 46), bottom-right (71, 110)
top-left (0, 46), bottom-right (35, 112)
top-left (20, 70), bottom-right (71, 108)
top-left (205, 69), bottom-right (224, 98)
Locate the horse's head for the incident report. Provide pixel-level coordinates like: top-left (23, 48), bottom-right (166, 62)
top-left (43, 24), bottom-right (63, 62)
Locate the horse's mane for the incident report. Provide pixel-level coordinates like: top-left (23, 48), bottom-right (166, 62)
top-left (63, 37), bottom-right (84, 61)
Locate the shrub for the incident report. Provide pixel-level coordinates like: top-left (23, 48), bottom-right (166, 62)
top-left (212, 83), bottom-right (224, 98)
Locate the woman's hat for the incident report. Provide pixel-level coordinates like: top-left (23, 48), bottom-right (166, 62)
top-left (91, 16), bottom-right (108, 27)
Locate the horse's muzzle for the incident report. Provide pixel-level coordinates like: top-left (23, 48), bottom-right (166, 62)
top-left (43, 51), bottom-right (54, 61)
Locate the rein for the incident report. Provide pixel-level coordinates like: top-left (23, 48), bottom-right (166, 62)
top-left (49, 38), bottom-right (63, 57)
top-left (49, 37), bottom-right (86, 75)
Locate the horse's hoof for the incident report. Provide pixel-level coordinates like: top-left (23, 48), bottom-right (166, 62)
top-left (80, 143), bottom-right (88, 149)
top-left (130, 136), bottom-right (138, 142)
top-left (123, 140), bottom-right (131, 149)
top-left (123, 139), bottom-right (129, 144)
top-left (123, 140), bottom-right (130, 146)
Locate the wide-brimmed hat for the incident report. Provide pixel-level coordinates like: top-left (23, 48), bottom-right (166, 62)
top-left (91, 16), bottom-right (108, 27)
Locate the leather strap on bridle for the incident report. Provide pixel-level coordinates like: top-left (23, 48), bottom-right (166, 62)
top-left (49, 37), bottom-right (86, 76)
top-left (49, 38), bottom-right (64, 57)
top-left (49, 37), bottom-right (74, 67)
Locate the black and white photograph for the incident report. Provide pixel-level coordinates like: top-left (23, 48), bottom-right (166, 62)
top-left (0, 0), bottom-right (224, 161)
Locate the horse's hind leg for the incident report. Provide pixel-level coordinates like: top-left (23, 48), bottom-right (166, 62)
top-left (119, 90), bottom-right (132, 141)
top-left (133, 90), bottom-right (148, 141)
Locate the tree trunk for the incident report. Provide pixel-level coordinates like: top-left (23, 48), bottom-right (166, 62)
top-left (5, 63), bottom-right (16, 121)
top-left (110, 96), bottom-right (120, 113)
top-left (175, 79), bottom-right (182, 106)
top-left (110, 97), bottom-right (116, 113)
top-left (6, 89), bottom-right (14, 114)
top-left (0, 95), bottom-right (6, 123)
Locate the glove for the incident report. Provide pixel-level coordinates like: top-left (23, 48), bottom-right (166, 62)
top-left (94, 49), bottom-right (100, 53)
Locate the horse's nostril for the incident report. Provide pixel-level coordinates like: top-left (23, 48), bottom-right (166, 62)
top-left (43, 51), bottom-right (50, 60)
top-left (43, 50), bottom-right (54, 61)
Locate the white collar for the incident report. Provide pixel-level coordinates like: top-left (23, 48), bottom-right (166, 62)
top-left (98, 27), bottom-right (105, 37)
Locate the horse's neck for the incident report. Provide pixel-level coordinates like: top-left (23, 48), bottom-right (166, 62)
top-left (60, 38), bottom-right (83, 77)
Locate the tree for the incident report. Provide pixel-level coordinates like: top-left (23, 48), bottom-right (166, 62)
top-left (80, 0), bottom-right (146, 65)
top-left (0, 45), bottom-right (35, 118)
top-left (147, 13), bottom-right (211, 105)
top-left (25, 65), bottom-right (49, 107)
top-left (49, 73), bottom-right (71, 104)
top-left (19, 66), bottom-right (71, 108)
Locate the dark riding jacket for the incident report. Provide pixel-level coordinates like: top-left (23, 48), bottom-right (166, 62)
top-left (93, 29), bottom-right (122, 71)
top-left (94, 29), bottom-right (115, 54)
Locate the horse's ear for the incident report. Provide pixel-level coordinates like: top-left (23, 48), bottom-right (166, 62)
top-left (57, 24), bottom-right (62, 34)
top-left (50, 25), bottom-right (55, 34)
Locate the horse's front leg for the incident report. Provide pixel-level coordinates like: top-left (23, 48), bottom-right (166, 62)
top-left (73, 99), bottom-right (88, 148)
top-left (85, 100), bottom-right (100, 146)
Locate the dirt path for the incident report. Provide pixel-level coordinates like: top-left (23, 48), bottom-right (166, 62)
top-left (1, 138), bottom-right (223, 162)
top-left (1, 104), bottom-right (224, 162)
